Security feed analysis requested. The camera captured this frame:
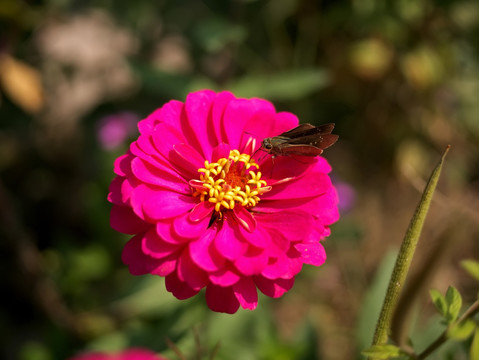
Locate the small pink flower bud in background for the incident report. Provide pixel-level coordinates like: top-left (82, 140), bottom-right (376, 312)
top-left (97, 112), bottom-right (139, 150)
top-left (68, 348), bottom-right (169, 360)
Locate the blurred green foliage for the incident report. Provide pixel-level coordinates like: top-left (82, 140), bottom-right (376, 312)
top-left (1, 0), bottom-right (478, 359)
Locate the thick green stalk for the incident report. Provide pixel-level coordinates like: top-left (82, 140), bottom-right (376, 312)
top-left (370, 146), bottom-right (450, 351)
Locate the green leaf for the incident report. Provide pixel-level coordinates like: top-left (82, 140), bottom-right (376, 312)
top-left (445, 286), bottom-right (462, 323)
top-left (461, 259), bottom-right (479, 282)
top-left (447, 319), bottom-right (476, 340)
top-left (362, 344), bottom-right (404, 359)
top-left (471, 329), bottom-right (479, 360)
top-left (229, 69), bottom-right (330, 101)
top-left (430, 289), bottom-right (447, 317)
top-left (19, 341), bottom-right (52, 360)
top-left (192, 18), bottom-right (246, 52)
top-left (357, 251), bottom-right (398, 350)
top-left (129, 61), bottom-right (192, 98)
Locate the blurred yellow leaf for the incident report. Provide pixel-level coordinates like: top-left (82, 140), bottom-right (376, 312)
top-left (349, 39), bottom-right (393, 80)
top-left (0, 55), bottom-right (44, 113)
top-left (400, 47), bottom-right (444, 90)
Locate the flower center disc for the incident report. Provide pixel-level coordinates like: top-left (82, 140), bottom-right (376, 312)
top-left (191, 150), bottom-right (270, 213)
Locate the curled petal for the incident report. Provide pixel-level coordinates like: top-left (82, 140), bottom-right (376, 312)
top-left (261, 249), bottom-right (303, 280)
top-left (205, 284), bottom-right (240, 314)
top-left (136, 133), bottom-right (159, 157)
top-left (156, 219), bottom-right (188, 245)
top-left (156, 100), bottom-right (184, 129)
top-left (122, 234), bottom-right (176, 277)
top-left (165, 272), bottom-right (200, 300)
top-left (233, 277), bottom-right (258, 310)
top-left (189, 201), bottom-right (214, 222)
top-left (113, 153), bottom-right (133, 176)
top-left (295, 242), bottom-right (326, 266)
top-left (150, 122), bottom-right (184, 159)
top-left (232, 206), bottom-right (256, 233)
top-left (177, 250), bottom-right (209, 290)
top-left (142, 228), bottom-right (180, 259)
top-left (209, 267), bottom-right (240, 287)
top-left (254, 276), bottom-right (295, 298)
top-left (108, 176), bottom-right (126, 205)
top-left (173, 212), bottom-right (210, 239)
top-left (151, 256), bottom-right (178, 277)
top-left (137, 107), bottom-right (161, 134)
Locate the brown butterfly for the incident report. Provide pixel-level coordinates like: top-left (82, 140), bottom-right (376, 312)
top-left (259, 123), bottom-right (338, 157)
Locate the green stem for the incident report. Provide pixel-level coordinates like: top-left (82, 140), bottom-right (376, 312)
top-left (370, 146), bottom-right (450, 353)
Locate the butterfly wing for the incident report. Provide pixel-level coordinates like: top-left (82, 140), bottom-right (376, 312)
top-left (286, 133), bottom-right (338, 148)
top-left (280, 123), bottom-right (335, 137)
top-left (279, 123), bottom-right (317, 138)
top-left (279, 144), bottom-right (325, 156)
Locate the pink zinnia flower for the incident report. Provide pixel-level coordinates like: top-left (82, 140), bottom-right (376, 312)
top-left (68, 348), bottom-right (168, 360)
top-left (108, 90), bottom-right (339, 314)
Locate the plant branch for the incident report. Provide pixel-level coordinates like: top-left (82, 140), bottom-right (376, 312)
top-left (417, 298), bottom-right (479, 359)
top-left (369, 146), bottom-right (450, 357)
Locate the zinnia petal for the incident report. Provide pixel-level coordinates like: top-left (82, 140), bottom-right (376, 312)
top-left (233, 277), bottom-right (258, 310)
top-left (233, 247), bottom-right (269, 276)
top-left (205, 284), bottom-right (240, 314)
top-left (173, 212), bottom-right (210, 239)
top-left (110, 205), bottom-right (149, 234)
top-left (177, 249), bottom-right (209, 290)
top-left (255, 211), bottom-right (313, 242)
top-left (183, 89), bottom-right (217, 158)
top-left (113, 153), bottom-right (133, 177)
top-left (211, 91), bottom-right (235, 144)
top-left (142, 228), bottom-right (180, 259)
top-left (189, 227), bottom-right (226, 272)
top-left (131, 157), bottom-right (190, 194)
top-left (223, 98), bottom-right (269, 149)
top-left (209, 266), bottom-right (240, 286)
top-left (254, 275), bottom-right (295, 298)
top-left (165, 271), bottom-right (200, 300)
top-left (214, 216), bottom-right (247, 261)
top-left (122, 234), bottom-right (176, 276)
top-left (131, 185), bottom-right (196, 221)
top-left (295, 242), bottom-right (327, 266)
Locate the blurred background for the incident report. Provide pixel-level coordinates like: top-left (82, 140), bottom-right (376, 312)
top-left (1, 0), bottom-right (478, 359)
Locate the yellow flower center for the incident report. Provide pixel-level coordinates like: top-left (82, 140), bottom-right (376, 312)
top-left (192, 150), bottom-right (270, 213)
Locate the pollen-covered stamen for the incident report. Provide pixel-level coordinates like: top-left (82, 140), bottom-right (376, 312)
top-left (191, 150), bottom-right (271, 213)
